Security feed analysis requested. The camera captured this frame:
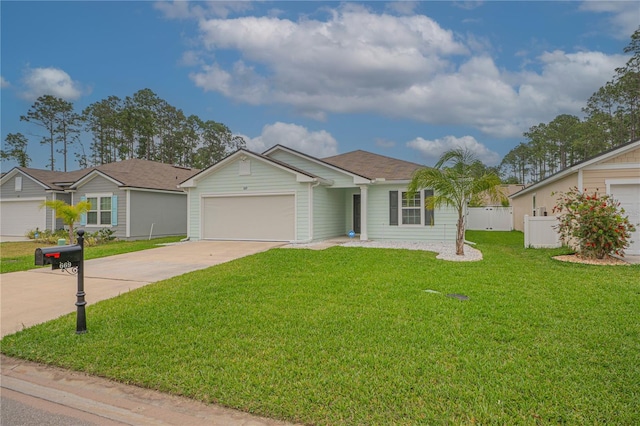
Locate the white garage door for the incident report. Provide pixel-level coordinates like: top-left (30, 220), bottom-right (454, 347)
top-left (610, 184), bottom-right (640, 255)
top-left (203, 194), bottom-right (295, 241)
top-left (0, 199), bottom-right (46, 236)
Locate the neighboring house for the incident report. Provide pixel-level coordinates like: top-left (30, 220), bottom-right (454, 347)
top-left (0, 159), bottom-right (199, 239)
top-left (510, 138), bottom-right (640, 255)
top-left (179, 145), bottom-right (458, 243)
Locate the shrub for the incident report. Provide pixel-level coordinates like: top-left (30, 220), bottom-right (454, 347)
top-left (26, 227), bottom-right (117, 246)
top-left (26, 228), bottom-right (69, 244)
top-left (552, 187), bottom-right (636, 259)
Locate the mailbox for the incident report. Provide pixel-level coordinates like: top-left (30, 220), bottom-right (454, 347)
top-left (35, 245), bottom-right (82, 270)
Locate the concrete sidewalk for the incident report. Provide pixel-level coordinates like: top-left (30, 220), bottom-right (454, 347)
top-left (2, 355), bottom-right (295, 426)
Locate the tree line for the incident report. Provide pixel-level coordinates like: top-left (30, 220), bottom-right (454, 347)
top-left (1, 88), bottom-right (245, 170)
top-left (501, 28), bottom-right (640, 184)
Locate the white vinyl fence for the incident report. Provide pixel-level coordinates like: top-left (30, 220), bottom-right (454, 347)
top-left (466, 206), bottom-right (513, 231)
top-left (523, 215), bottom-right (561, 248)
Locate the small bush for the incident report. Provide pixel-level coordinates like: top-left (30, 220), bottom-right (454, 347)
top-left (552, 187), bottom-right (636, 259)
top-left (26, 227), bottom-right (117, 246)
top-left (25, 228), bottom-right (69, 245)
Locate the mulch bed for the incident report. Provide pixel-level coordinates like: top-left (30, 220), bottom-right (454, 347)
top-left (552, 254), bottom-right (630, 266)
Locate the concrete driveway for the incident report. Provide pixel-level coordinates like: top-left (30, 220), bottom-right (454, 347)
top-left (1, 241), bottom-right (283, 337)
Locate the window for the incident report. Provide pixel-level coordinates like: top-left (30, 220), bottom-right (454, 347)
top-left (15, 176), bottom-right (22, 192)
top-left (389, 190), bottom-right (435, 226)
top-left (402, 191), bottom-right (421, 225)
top-left (87, 196), bottom-right (112, 226)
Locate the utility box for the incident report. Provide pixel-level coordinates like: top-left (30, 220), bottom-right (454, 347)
top-left (35, 245), bottom-right (82, 270)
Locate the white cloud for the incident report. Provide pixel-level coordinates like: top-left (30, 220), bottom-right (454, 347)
top-left (179, 5), bottom-right (627, 139)
top-left (241, 122), bottom-right (339, 158)
top-left (191, 6), bottom-right (467, 109)
top-left (21, 67), bottom-right (84, 101)
top-left (407, 135), bottom-right (501, 166)
top-left (0, 76), bottom-right (9, 88)
top-left (516, 50), bottom-right (627, 118)
top-left (579, 1), bottom-right (639, 39)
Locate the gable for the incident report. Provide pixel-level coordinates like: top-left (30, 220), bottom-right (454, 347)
top-left (72, 170), bottom-right (123, 190)
top-left (1, 168), bottom-right (49, 191)
top-left (267, 150), bottom-right (363, 187)
top-left (595, 144), bottom-right (640, 166)
top-left (73, 173), bottom-right (121, 194)
top-left (186, 154), bottom-right (306, 195)
top-left (511, 139), bottom-right (640, 199)
top-left (0, 169), bottom-right (50, 199)
top-left (180, 150), bottom-right (320, 188)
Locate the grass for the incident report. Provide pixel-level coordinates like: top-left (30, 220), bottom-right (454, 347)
top-left (2, 231), bottom-right (639, 424)
top-left (0, 236), bottom-right (185, 273)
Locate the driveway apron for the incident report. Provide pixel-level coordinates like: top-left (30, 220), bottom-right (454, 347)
top-left (1, 241), bottom-right (283, 337)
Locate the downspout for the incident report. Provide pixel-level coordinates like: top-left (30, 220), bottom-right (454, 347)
top-left (125, 189), bottom-right (131, 238)
top-left (184, 187), bottom-right (191, 241)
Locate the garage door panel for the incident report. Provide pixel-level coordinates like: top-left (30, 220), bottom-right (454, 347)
top-left (610, 184), bottom-right (640, 255)
top-left (203, 195), bottom-right (295, 241)
top-left (0, 200), bottom-right (46, 236)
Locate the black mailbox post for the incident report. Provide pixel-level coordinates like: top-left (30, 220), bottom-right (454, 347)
top-left (35, 229), bottom-right (87, 334)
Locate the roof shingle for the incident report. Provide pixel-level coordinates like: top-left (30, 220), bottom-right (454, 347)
top-left (322, 150), bottom-right (425, 180)
top-left (16, 159), bottom-right (199, 192)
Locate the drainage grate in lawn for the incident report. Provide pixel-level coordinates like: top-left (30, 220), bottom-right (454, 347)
top-left (446, 293), bottom-right (469, 301)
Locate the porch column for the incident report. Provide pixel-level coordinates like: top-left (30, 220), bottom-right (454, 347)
top-left (359, 185), bottom-right (369, 241)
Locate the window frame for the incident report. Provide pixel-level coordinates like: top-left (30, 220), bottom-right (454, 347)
top-left (401, 191), bottom-right (422, 226)
top-left (392, 190), bottom-right (435, 227)
top-left (85, 193), bottom-right (113, 227)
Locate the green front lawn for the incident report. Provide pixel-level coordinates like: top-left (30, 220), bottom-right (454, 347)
top-left (0, 236), bottom-right (185, 274)
top-left (2, 231), bottom-right (639, 424)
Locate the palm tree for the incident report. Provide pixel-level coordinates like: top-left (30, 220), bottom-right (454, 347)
top-left (41, 200), bottom-right (92, 244)
top-left (408, 148), bottom-right (504, 255)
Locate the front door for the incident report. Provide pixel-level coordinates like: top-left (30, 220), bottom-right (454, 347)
top-left (353, 194), bottom-right (361, 234)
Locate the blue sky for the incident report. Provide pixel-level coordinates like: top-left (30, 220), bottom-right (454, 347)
top-left (1, 1), bottom-right (637, 171)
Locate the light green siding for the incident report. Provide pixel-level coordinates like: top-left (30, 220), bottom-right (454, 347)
top-left (366, 185), bottom-right (457, 242)
top-left (187, 157), bottom-right (311, 241)
top-left (187, 154), bottom-right (457, 244)
top-left (312, 186), bottom-right (346, 240)
top-left (269, 150), bottom-right (357, 187)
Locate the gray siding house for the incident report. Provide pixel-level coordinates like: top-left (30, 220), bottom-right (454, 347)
top-left (0, 159), bottom-right (199, 239)
top-left (180, 145), bottom-right (458, 243)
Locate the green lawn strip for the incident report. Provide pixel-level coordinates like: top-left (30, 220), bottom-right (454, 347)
top-left (2, 232), bottom-right (639, 424)
top-left (0, 236), bottom-right (184, 274)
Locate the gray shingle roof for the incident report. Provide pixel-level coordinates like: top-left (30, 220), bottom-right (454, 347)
top-left (89, 159), bottom-right (199, 192)
top-left (322, 150), bottom-right (425, 180)
top-left (17, 168), bottom-right (89, 191)
top-left (17, 159), bottom-right (199, 192)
